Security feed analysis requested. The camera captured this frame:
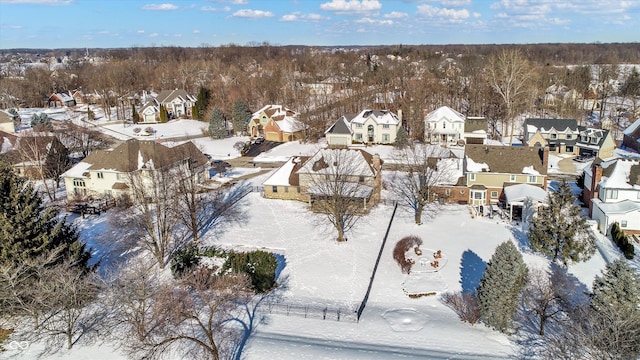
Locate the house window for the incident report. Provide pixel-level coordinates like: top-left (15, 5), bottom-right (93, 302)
top-left (528, 175), bottom-right (537, 183)
top-left (355, 123), bottom-right (362, 129)
top-left (491, 191), bottom-right (499, 198)
top-left (97, 172), bottom-right (104, 179)
top-left (116, 173), bottom-right (124, 180)
top-left (550, 133), bottom-right (557, 139)
top-left (272, 186), bottom-right (278, 193)
top-left (469, 173), bottom-right (476, 181)
top-left (73, 179), bottom-right (85, 187)
top-left (566, 146), bottom-right (574, 152)
top-left (591, 137), bottom-right (598, 144)
top-left (359, 176), bottom-right (365, 183)
top-left (355, 133), bottom-right (363, 141)
top-left (382, 134), bottom-right (390, 143)
top-left (510, 175), bottom-right (516, 182)
top-left (566, 134), bottom-right (572, 140)
top-left (443, 122), bottom-right (446, 129)
top-left (473, 191), bottom-right (484, 199)
top-left (621, 220), bottom-right (628, 228)
top-left (285, 187), bottom-right (289, 193)
top-left (445, 189), bottom-right (451, 196)
top-left (581, 135), bottom-right (587, 142)
top-left (383, 124), bottom-right (390, 129)
top-left (460, 189), bottom-right (465, 194)
top-left (606, 189), bottom-right (618, 200)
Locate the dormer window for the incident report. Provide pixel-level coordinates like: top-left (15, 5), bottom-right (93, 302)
top-left (550, 133), bottom-right (557, 139)
top-left (566, 134), bottom-right (572, 140)
top-left (591, 137), bottom-right (598, 144)
top-left (443, 122), bottom-right (446, 129)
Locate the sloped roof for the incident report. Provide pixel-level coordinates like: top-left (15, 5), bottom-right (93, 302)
top-left (297, 148), bottom-right (378, 177)
top-left (272, 116), bottom-right (307, 133)
top-left (503, 183), bottom-right (548, 205)
top-left (76, 139), bottom-right (207, 173)
top-left (524, 118), bottom-right (578, 133)
top-left (623, 120), bottom-right (640, 137)
top-left (262, 156), bottom-right (309, 187)
top-left (350, 109), bottom-right (399, 126)
top-left (49, 92), bottom-right (73, 102)
top-left (0, 110), bottom-right (12, 124)
top-left (252, 105), bottom-right (297, 121)
top-left (424, 106), bottom-right (465, 123)
top-left (597, 158), bottom-right (640, 189)
top-left (576, 127), bottom-right (610, 148)
top-left (593, 199), bottom-right (640, 214)
top-left (156, 89), bottom-right (195, 104)
top-left (465, 144), bottom-right (547, 175)
top-left (325, 116), bottom-right (353, 135)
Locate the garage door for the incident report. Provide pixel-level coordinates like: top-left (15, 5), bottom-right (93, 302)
top-left (265, 132), bottom-right (279, 142)
top-left (329, 136), bottom-right (349, 146)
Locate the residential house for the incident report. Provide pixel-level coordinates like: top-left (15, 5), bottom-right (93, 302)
top-left (523, 118), bottom-right (616, 158)
top-left (248, 105), bottom-right (306, 142)
top-left (583, 157), bottom-right (640, 235)
top-left (139, 102), bottom-right (160, 123)
top-left (1, 133), bottom-right (66, 178)
top-left (463, 116), bottom-right (488, 145)
top-left (0, 110), bottom-right (15, 133)
top-left (622, 120), bottom-right (640, 153)
top-left (48, 92), bottom-right (76, 108)
top-left (325, 109), bottom-right (401, 146)
top-left (263, 148), bottom-right (382, 209)
top-left (62, 139), bottom-right (208, 201)
top-left (155, 89), bottom-right (196, 119)
top-left (424, 106), bottom-right (465, 146)
top-left (464, 144), bottom-right (548, 207)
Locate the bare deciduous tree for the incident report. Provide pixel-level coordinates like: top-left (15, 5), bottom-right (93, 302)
top-left (520, 266), bottom-right (572, 336)
top-left (388, 144), bottom-right (461, 224)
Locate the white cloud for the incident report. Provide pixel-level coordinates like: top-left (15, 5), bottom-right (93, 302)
top-left (384, 11), bottom-right (408, 19)
top-left (1, 0), bottom-right (71, 5)
top-left (441, 0), bottom-right (470, 6)
top-left (281, 12), bottom-right (327, 22)
top-left (142, 3), bottom-right (178, 10)
top-left (149, 33), bottom-right (159, 37)
top-left (201, 6), bottom-right (231, 12)
top-left (232, 9), bottom-right (274, 18)
top-left (320, 0), bottom-right (382, 14)
top-left (207, 0), bottom-right (247, 3)
top-left (193, 29), bottom-right (200, 33)
top-left (417, 4), bottom-right (470, 22)
top-left (355, 17), bottom-right (393, 25)
top-left (0, 25), bottom-right (23, 29)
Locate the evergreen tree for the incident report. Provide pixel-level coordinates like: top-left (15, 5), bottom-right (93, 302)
top-left (0, 161), bottom-right (91, 269)
top-left (231, 98), bottom-right (251, 135)
top-left (591, 259), bottom-right (640, 315)
top-left (30, 112), bottom-right (52, 130)
top-left (528, 180), bottom-right (595, 266)
top-left (208, 107), bottom-right (228, 139)
top-left (476, 241), bottom-right (528, 333)
top-left (394, 126), bottom-right (409, 149)
top-left (131, 103), bottom-right (140, 124)
top-left (44, 138), bottom-right (71, 188)
top-left (159, 104), bottom-right (168, 123)
top-left (194, 86), bottom-right (211, 121)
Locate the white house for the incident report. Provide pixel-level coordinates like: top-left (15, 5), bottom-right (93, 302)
top-left (584, 157), bottom-right (640, 235)
top-left (155, 89), bottom-right (196, 119)
top-left (325, 109), bottom-right (401, 146)
top-left (424, 106), bottom-right (466, 146)
top-left (62, 139), bottom-right (209, 201)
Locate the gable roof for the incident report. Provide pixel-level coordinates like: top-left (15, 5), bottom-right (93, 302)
top-left (297, 148), bottom-right (378, 177)
top-left (465, 144), bottom-right (547, 175)
top-left (155, 89), bottom-right (195, 104)
top-left (0, 110), bottom-right (13, 125)
top-left (424, 106), bottom-right (465, 123)
top-left (72, 139), bottom-right (207, 174)
top-left (262, 156), bottom-right (309, 187)
top-left (252, 105), bottom-right (296, 121)
top-left (325, 116), bottom-right (353, 135)
top-left (524, 118), bottom-right (578, 134)
top-left (49, 92), bottom-right (73, 102)
top-left (270, 115), bottom-right (307, 133)
top-left (596, 158), bottom-right (640, 189)
top-left (577, 127), bottom-right (611, 148)
top-left (350, 109), bottom-right (399, 126)
top-left (623, 120), bottom-right (640, 137)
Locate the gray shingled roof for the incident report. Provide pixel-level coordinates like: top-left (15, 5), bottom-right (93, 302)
top-left (524, 118), bottom-right (578, 132)
top-left (325, 116), bottom-right (353, 135)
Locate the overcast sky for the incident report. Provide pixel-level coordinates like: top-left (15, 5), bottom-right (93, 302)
top-left (0, 0), bottom-right (638, 49)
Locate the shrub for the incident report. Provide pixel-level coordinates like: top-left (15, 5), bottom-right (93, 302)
top-left (442, 292), bottom-right (480, 325)
top-left (222, 250), bottom-right (277, 293)
top-left (170, 243), bottom-right (201, 278)
top-left (145, 126), bottom-right (154, 134)
top-left (133, 127), bottom-right (141, 134)
top-left (393, 235), bottom-right (423, 274)
top-left (611, 223), bottom-right (635, 259)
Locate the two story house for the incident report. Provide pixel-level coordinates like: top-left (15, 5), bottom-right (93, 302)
top-left (424, 106), bottom-right (466, 146)
top-left (464, 144), bottom-right (548, 207)
top-left (523, 118), bottom-right (616, 158)
top-left (622, 120), bottom-right (640, 153)
top-left (263, 148), bottom-right (383, 209)
top-left (48, 92), bottom-right (76, 108)
top-left (584, 157), bottom-right (640, 235)
top-left (248, 105), bottom-right (306, 142)
top-left (62, 139), bottom-right (208, 201)
top-left (155, 89), bottom-right (196, 119)
top-left (325, 109), bottom-right (401, 146)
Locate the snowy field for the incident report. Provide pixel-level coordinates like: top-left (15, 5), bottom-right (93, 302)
top-left (4, 108), bottom-right (636, 359)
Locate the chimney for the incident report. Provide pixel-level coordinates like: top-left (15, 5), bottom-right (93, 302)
top-left (397, 109), bottom-right (403, 123)
top-left (588, 163), bottom-right (603, 217)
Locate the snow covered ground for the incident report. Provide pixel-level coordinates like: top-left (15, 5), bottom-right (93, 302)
top-left (4, 108), bottom-right (636, 359)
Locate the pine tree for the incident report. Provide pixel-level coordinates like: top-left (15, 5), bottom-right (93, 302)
top-left (591, 259), bottom-right (640, 315)
top-left (394, 126), bottom-right (409, 149)
top-left (159, 104), bottom-right (168, 123)
top-left (476, 241), bottom-right (528, 333)
top-left (208, 107), bottom-right (228, 139)
top-left (0, 161), bottom-right (91, 269)
top-left (131, 103), bottom-right (140, 124)
top-left (30, 112), bottom-right (52, 130)
top-left (528, 180), bottom-right (595, 266)
top-left (194, 86), bottom-right (211, 121)
top-left (231, 98), bottom-right (251, 135)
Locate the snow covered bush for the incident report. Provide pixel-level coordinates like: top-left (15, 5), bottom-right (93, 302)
top-left (393, 235), bottom-right (423, 274)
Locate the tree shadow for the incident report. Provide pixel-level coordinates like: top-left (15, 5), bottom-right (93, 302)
top-left (459, 249), bottom-right (486, 294)
top-left (509, 224), bottom-right (532, 254)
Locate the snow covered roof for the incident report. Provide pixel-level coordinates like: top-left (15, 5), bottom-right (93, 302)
top-left (252, 105), bottom-right (297, 121)
top-left (623, 120), bottom-right (640, 136)
top-left (524, 118), bottom-right (578, 134)
top-left (423, 106), bottom-right (464, 123)
top-left (598, 158), bottom-right (640, 189)
top-left (262, 156), bottom-right (304, 186)
top-left (273, 116), bottom-right (307, 133)
top-left (297, 148), bottom-right (377, 177)
top-left (465, 145), bottom-right (547, 175)
top-left (349, 109), bottom-right (400, 126)
top-left (592, 199), bottom-right (640, 214)
top-left (307, 182), bottom-right (373, 197)
top-left (503, 183), bottom-right (548, 205)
